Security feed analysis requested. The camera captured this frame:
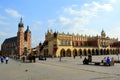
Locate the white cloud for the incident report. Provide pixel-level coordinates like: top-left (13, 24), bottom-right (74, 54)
top-left (46, 0), bottom-right (118, 38)
top-left (0, 32), bottom-right (7, 37)
top-left (102, 4), bottom-right (113, 11)
top-left (0, 20), bottom-right (10, 25)
top-left (64, 7), bottom-right (94, 17)
top-left (48, 19), bottom-right (56, 27)
top-left (92, 2), bottom-right (113, 11)
top-left (0, 15), bottom-right (10, 25)
top-left (108, 26), bottom-right (120, 40)
top-left (5, 8), bottom-right (22, 18)
top-left (53, 1), bottom-right (115, 33)
top-left (0, 15), bottom-right (7, 20)
top-left (83, 3), bottom-right (90, 7)
top-left (109, 0), bottom-right (117, 3)
top-left (0, 31), bottom-right (15, 37)
top-left (89, 1), bottom-right (113, 12)
top-left (59, 17), bottom-right (70, 26)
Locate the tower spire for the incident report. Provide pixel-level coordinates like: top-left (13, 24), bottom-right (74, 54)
top-left (18, 17), bottom-right (24, 27)
top-left (25, 25), bottom-right (31, 33)
top-left (101, 29), bottom-right (106, 38)
top-left (20, 17), bottom-right (22, 23)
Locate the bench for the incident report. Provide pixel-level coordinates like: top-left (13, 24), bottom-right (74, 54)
top-left (88, 62), bottom-right (114, 66)
top-left (114, 60), bottom-right (120, 63)
top-left (88, 62), bottom-right (101, 65)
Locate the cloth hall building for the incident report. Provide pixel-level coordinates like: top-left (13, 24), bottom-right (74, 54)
top-left (40, 30), bottom-right (120, 57)
top-left (1, 18), bottom-right (31, 56)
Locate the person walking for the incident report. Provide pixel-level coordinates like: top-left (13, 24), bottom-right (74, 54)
top-left (1, 56), bottom-right (4, 63)
top-left (5, 56), bottom-right (9, 64)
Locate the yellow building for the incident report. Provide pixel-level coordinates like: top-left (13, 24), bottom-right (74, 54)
top-left (40, 29), bottom-right (120, 57)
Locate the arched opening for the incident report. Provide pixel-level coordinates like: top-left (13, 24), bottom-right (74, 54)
top-left (79, 49), bottom-right (82, 56)
top-left (113, 49), bottom-right (115, 54)
top-left (88, 49), bottom-right (91, 55)
top-left (60, 49), bottom-right (65, 57)
top-left (107, 49), bottom-right (109, 55)
top-left (116, 49), bottom-right (119, 54)
top-left (73, 49), bottom-right (77, 56)
top-left (66, 49), bottom-right (71, 57)
top-left (118, 49), bottom-right (120, 54)
top-left (96, 49), bottom-right (99, 55)
top-left (100, 49), bottom-right (103, 55)
top-left (84, 49), bottom-right (87, 56)
top-left (92, 49), bottom-right (95, 55)
top-left (104, 49), bottom-right (107, 55)
top-left (110, 49), bottom-right (112, 54)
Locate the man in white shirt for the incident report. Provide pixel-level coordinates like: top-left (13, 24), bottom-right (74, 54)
top-left (5, 56), bottom-right (9, 64)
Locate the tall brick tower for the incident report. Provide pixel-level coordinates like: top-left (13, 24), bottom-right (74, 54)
top-left (24, 26), bottom-right (31, 55)
top-left (17, 17), bottom-right (24, 56)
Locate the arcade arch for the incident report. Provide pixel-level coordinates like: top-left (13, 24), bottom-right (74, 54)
top-left (83, 49), bottom-right (87, 56)
top-left (60, 49), bottom-right (65, 57)
top-left (66, 49), bottom-right (71, 57)
top-left (78, 49), bottom-right (82, 56)
top-left (73, 49), bottom-right (77, 56)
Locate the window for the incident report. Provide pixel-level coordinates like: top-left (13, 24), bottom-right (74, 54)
top-left (60, 40), bottom-right (70, 46)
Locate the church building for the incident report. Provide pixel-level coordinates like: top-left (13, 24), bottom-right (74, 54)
top-left (1, 18), bottom-right (31, 56)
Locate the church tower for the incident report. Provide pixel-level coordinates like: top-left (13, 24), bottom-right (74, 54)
top-left (17, 17), bottom-right (24, 56)
top-left (24, 26), bottom-right (31, 55)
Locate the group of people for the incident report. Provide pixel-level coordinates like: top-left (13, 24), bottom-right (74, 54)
top-left (101, 56), bottom-right (114, 66)
top-left (83, 55), bottom-right (115, 66)
top-left (21, 54), bottom-right (36, 63)
top-left (0, 56), bottom-right (9, 64)
top-left (83, 55), bottom-right (92, 64)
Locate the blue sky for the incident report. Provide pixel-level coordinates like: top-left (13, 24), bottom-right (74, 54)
top-left (0, 0), bottom-right (120, 49)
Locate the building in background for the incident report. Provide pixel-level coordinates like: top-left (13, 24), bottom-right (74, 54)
top-left (1, 18), bottom-right (31, 57)
top-left (39, 29), bottom-right (120, 57)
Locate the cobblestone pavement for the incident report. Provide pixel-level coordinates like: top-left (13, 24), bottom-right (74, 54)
top-left (0, 55), bottom-right (120, 80)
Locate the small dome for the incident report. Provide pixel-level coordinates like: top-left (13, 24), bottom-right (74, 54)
top-left (18, 17), bottom-right (24, 27)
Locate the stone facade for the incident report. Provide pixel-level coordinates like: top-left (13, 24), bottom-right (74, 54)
top-left (40, 29), bottom-right (120, 57)
top-left (1, 18), bottom-right (31, 56)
